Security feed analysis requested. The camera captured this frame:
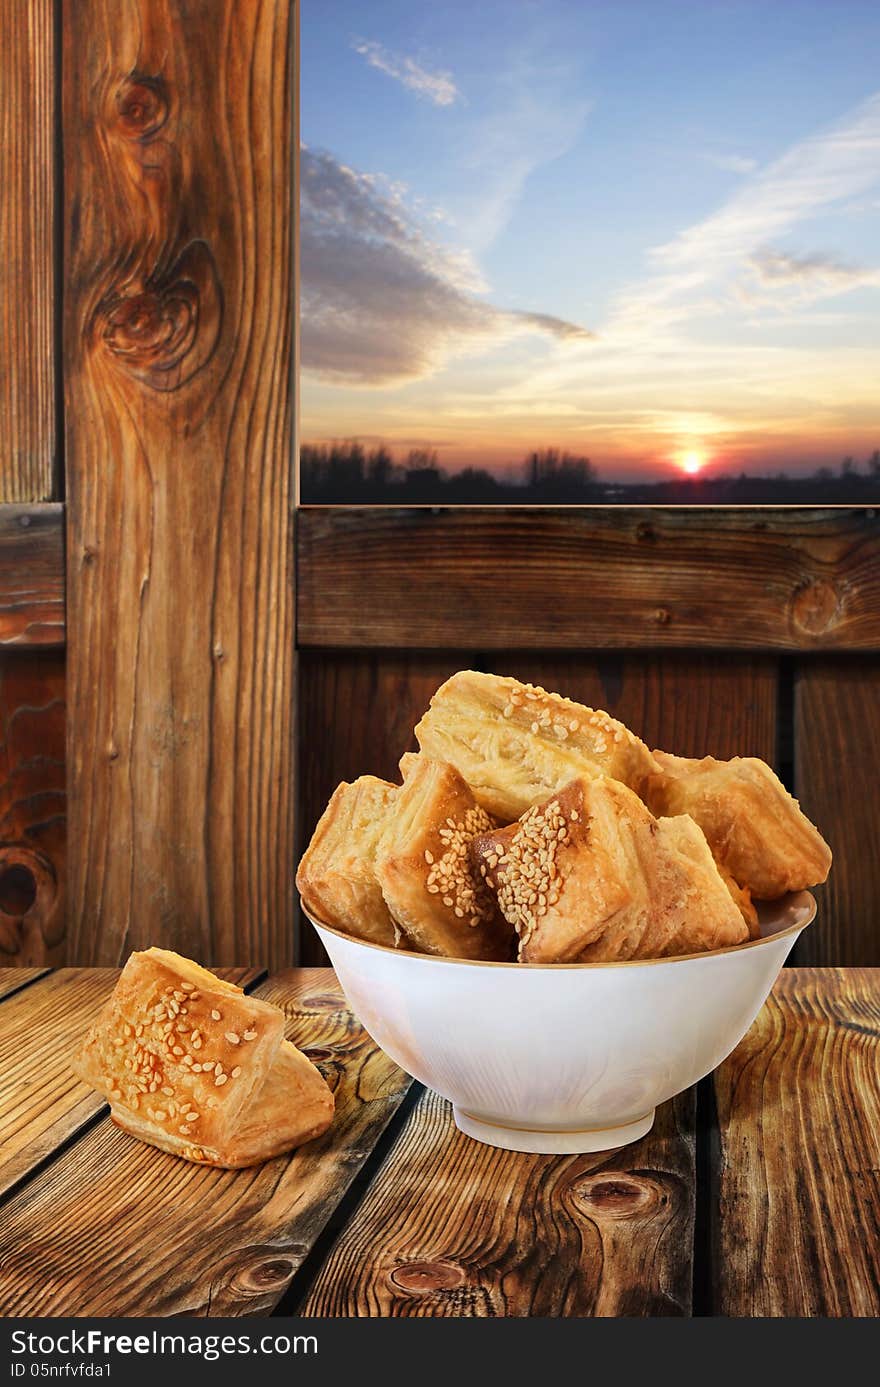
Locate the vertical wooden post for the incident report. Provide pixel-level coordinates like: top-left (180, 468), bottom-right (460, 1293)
top-left (0, 0), bottom-right (55, 504)
top-left (64, 1), bottom-right (295, 965)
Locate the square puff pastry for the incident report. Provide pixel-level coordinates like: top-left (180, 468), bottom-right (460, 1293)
top-left (295, 776), bottom-right (399, 946)
top-left (645, 752), bottom-right (832, 899)
top-left (73, 949), bottom-right (334, 1168)
top-left (470, 776), bottom-right (749, 964)
top-left (375, 757), bottom-right (516, 961)
top-left (414, 670), bottom-right (660, 821)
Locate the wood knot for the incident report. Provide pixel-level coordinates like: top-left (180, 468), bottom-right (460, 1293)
top-left (791, 579), bottom-right (841, 636)
top-left (239, 1258), bottom-right (295, 1292)
top-left (570, 1173), bottom-right (663, 1220)
top-left (653, 607), bottom-right (671, 625)
top-left (115, 75), bottom-right (169, 141)
top-left (636, 522), bottom-right (655, 542)
top-left (94, 241), bottom-right (222, 392)
top-left (0, 847), bottom-right (57, 954)
top-left (389, 1260), bottom-right (466, 1294)
top-left (303, 993), bottom-right (345, 1012)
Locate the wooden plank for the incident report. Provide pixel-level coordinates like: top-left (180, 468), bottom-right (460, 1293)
top-left (0, 651), bottom-right (66, 965)
top-left (0, 0), bottom-right (55, 502)
top-left (297, 509), bottom-right (880, 651)
top-left (296, 651), bottom-right (778, 964)
top-left (794, 660), bottom-right (880, 965)
top-left (63, 0), bottom-right (295, 966)
top-left (0, 970), bottom-right (412, 1317)
top-left (713, 968), bottom-right (880, 1316)
top-left (0, 968), bottom-right (49, 1001)
top-left (0, 506), bottom-right (65, 648)
top-left (0, 967), bottom-right (261, 1201)
top-left (300, 1088), bottom-right (695, 1317)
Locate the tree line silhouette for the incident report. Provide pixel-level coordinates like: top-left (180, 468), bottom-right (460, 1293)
top-left (300, 441), bottom-right (880, 505)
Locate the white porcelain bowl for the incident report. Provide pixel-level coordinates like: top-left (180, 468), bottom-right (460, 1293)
top-left (308, 894), bottom-right (815, 1154)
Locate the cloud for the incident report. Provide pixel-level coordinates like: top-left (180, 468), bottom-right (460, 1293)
top-left (352, 38), bottom-right (460, 107)
top-left (300, 147), bottom-right (593, 386)
top-left (609, 90), bottom-right (880, 334)
top-left (742, 247), bottom-right (880, 303)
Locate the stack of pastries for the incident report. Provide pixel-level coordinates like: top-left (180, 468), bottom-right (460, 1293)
top-left (296, 671), bottom-right (831, 965)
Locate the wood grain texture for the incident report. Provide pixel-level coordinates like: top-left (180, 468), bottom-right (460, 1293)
top-left (0, 967), bottom-right (260, 1201)
top-left (296, 651), bottom-right (778, 963)
top-left (0, 968), bottom-right (48, 1001)
top-left (0, 0), bottom-right (55, 502)
top-left (301, 1089), bottom-right (695, 1317)
top-left (0, 970), bottom-right (412, 1317)
top-left (297, 508), bottom-right (880, 651)
top-left (794, 660), bottom-right (880, 966)
top-left (713, 968), bottom-right (880, 1316)
top-left (0, 652), bottom-right (65, 964)
top-left (64, 0), bottom-right (295, 966)
top-left (0, 506), bottom-right (65, 647)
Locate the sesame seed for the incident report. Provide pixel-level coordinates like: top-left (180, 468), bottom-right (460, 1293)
top-left (181, 983), bottom-right (195, 991)
top-left (231, 1066), bottom-right (241, 1078)
top-left (161, 1086), bottom-right (174, 1096)
top-left (201, 1061), bottom-right (215, 1071)
top-left (215, 1074), bottom-right (228, 1086)
top-left (243, 1030), bottom-right (257, 1041)
top-left (424, 849), bottom-right (434, 865)
top-left (225, 1032), bottom-right (240, 1045)
top-left (478, 797), bottom-right (572, 945)
top-left (211, 1009), bottom-right (221, 1021)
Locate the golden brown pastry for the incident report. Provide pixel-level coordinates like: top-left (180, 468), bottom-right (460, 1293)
top-left (73, 949), bottom-right (334, 1167)
top-left (645, 752), bottom-right (832, 899)
top-left (715, 859), bottom-right (760, 939)
top-left (471, 776), bottom-right (749, 963)
top-left (295, 776), bottom-right (399, 946)
top-left (375, 757), bottom-right (516, 960)
top-left (414, 670), bottom-right (659, 821)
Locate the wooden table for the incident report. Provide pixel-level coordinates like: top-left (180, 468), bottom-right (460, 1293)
top-left (0, 966), bottom-right (877, 1318)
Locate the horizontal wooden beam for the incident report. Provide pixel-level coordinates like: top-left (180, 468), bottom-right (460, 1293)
top-left (297, 508), bottom-right (880, 651)
top-left (0, 505), bottom-right (64, 647)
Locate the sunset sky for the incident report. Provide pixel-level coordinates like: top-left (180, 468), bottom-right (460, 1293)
top-left (301, 0), bottom-right (880, 482)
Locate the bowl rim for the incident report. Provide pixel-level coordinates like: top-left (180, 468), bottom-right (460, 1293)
top-left (303, 890), bottom-right (816, 972)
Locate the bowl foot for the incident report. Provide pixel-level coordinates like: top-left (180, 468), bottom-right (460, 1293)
top-left (452, 1106), bottom-right (655, 1154)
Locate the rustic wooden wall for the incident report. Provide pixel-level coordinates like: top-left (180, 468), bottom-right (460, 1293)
top-left (296, 508), bottom-right (880, 968)
top-left (0, 2), bottom-right (65, 967)
top-left (63, 0), bottom-right (295, 966)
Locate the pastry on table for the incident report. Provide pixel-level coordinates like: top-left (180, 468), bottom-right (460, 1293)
top-left (470, 776), bottom-right (749, 963)
top-left (644, 752), bottom-right (832, 899)
top-left (413, 670), bottom-right (659, 821)
top-left (295, 776), bottom-right (399, 946)
top-left (375, 756), bottom-right (516, 960)
top-left (72, 949), bottom-right (334, 1168)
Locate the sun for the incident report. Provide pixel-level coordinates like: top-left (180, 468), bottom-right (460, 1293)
top-left (679, 449), bottom-right (706, 476)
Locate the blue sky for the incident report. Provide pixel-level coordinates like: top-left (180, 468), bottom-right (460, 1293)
top-left (301, 1), bottom-right (880, 479)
